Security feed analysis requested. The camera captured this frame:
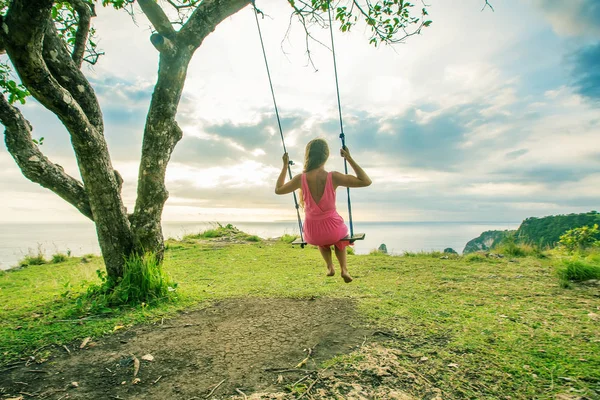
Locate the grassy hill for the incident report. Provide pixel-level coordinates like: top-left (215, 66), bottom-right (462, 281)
top-left (1, 233), bottom-right (599, 399)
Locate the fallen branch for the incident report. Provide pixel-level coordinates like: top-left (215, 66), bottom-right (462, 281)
top-left (264, 368), bottom-right (313, 373)
top-left (298, 375), bottom-right (320, 399)
top-left (235, 388), bottom-right (247, 399)
top-left (205, 379), bottom-right (225, 399)
top-left (292, 373), bottom-right (314, 387)
top-left (153, 375), bottom-right (163, 384)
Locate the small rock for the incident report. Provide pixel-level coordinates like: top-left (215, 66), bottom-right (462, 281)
top-left (132, 378), bottom-right (141, 385)
top-left (141, 354), bottom-right (154, 362)
top-left (121, 381), bottom-right (127, 385)
top-left (69, 382), bottom-right (79, 388)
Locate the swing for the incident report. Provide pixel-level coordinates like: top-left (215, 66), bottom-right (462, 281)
top-left (252, 1), bottom-right (365, 248)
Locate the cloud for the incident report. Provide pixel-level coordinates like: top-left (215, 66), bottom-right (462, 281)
top-left (569, 42), bottom-right (600, 101)
top-left (505, 149), bottom-right (528, 159)
top-left (533, 0), bottom-right (600, 38)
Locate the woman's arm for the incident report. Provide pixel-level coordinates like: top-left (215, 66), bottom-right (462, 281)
top-left (333, 147), bottom-right (372, 188)
top-left (275, 153), bottom-right (301, 194)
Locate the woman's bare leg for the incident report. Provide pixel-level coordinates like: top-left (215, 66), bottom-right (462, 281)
top-left (319, 246), bottom-right (335, 276)
top-left (334, 246), bottom-right (353, 283)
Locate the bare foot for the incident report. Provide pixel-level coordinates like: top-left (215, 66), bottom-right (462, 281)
top-left (341, 272), bottom-right (353, 283)
top-left (326, 265), bottom-right (335, 276)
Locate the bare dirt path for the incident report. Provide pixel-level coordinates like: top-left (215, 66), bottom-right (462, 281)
top-left (1, 297), bottom-right (378, 399)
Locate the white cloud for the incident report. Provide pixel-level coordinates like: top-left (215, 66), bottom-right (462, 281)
top-left (532, 0), bottom-right (600, 38)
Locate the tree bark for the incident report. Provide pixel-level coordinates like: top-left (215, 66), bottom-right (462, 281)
top-left (0, 96), bottom-right (93, 220)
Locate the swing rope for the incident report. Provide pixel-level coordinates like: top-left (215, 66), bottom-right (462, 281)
top-left (326, 2), bottom-right (354, 238)
top-left (251, 1), bottom-right (305, 243)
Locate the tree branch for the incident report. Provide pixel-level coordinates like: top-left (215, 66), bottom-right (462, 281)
top-left (178, 0), bottom-right (251, 49)
top-left (482, 0), bottom-right (494, 12)
top-left (2, 0), bottom-right (96, 138)
top-left (43, 21), bottom-right (103, 130)
top-left (65, 0), bottom-right (93, 68)
top-left (0, 95), bottom-right (93, 220)
top-left (138, 0), bottom-right (176, 39)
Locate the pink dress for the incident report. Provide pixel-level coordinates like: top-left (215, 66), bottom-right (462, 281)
top-left (301, 172), bottom-right (350, 250)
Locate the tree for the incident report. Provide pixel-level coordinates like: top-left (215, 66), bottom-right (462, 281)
top-left (0, 0), bottom-right (484, 280)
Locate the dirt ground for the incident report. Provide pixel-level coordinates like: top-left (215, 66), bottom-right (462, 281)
top-left (0, 297), bottom-right (431, 399)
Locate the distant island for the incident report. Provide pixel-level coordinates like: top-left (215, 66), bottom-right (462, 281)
top-left (463, 211), bottom-right (600, 254)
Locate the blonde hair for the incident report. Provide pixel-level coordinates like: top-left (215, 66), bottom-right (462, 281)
top-left (299, 138), bottom-right (329, 208)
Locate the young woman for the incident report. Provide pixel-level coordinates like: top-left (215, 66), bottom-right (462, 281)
top-left (275, 138), bottom-right (371, 282)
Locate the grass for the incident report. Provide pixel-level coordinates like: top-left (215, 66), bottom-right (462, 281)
top-left (183, 223), bottom-right (262, 242)
top-left (556, 258), bottom-right (600, 288)
top-left (493, 242), bottom-right (536, 257)
top-left (51, 253), bottom-right (68, 264)
top-left (1, 235), bottom-right (599, 398)
top-left (280, 233), bottom-right (299, 244)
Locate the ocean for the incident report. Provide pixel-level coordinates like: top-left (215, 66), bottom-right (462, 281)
top-left (0, 221), bottom-right (518, 270)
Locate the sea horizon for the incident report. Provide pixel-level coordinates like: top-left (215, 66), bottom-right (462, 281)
top-left (0, 220), bottom-right (520, 270)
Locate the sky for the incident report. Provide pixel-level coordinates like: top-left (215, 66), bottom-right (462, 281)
top-left (0, 0), bottom-right (599, 224)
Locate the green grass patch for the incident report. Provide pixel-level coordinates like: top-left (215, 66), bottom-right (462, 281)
top-left (556, 258), bottom-right (600, 287)
top-left (280, 233), bottom-right (298, 244)
top-left (1, 233), bottom-right (599, 398)
top-left (464, 252), bottom-right (486, 262)
top-left (51, 253), bottom-right (68, 264)
top-left (402, 250), bottom-right (443, 258)
top-left (18, 253), bottom-right (47, 267)
top-left (183, 223), bottom-right (262, 242)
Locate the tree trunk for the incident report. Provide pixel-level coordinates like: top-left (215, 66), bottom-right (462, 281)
top-left (130, 48), bottom-right (190, 261)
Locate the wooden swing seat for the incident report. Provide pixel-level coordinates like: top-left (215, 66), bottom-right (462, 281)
top-left (292, 233), bottom-right (365, 248)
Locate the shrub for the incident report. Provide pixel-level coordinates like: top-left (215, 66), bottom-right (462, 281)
top-left (246, 235), bottom-right (261, 242)
top-left (493, 234), bottom-right (533, 257)
top-left (51, 253), bottom-right (68, 263)
top-left (18, 246), bottom-right (47, 267)
top-left (559, 224), bottom-right (599, 253)
top-left (109, 252), bottom-right (177, 305)
top-left (20, 254), bottom-right (47, 266)
top-left (74, 252), bottom-right (178, 315)
top-left (557, 259), bottom-right (600, 288)
top-left (465, 253), bottom-right (486, 262)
